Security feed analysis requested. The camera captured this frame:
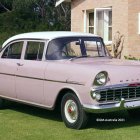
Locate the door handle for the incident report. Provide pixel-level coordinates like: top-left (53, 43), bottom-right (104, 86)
top-left (17, 63), bottom-right (24, 66)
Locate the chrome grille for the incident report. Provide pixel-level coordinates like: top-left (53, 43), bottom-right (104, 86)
top-left (97, 86), bottom-right (140, 102)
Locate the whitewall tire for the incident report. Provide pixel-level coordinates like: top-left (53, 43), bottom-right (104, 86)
top-left (61, 92), bottom-right (88, 129)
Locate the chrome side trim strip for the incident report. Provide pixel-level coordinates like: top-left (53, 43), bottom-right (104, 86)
top-left (17, 75), bottom-right (43, 81)
top-left (45, 79), bottom-right (84, 85)
top-left (0, 72), bottom-right (84, 86)
top-left (0, 72), bottom-right (14, 77)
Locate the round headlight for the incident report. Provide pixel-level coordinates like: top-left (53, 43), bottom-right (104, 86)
top-left (96, 93), bottom-right (101, 101)
top-left (94, 71), bottom-right (108, 86)
top-left (92, 92), bottom-right (101, 101)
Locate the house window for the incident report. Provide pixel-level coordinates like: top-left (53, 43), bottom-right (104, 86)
top-left (88, 12), bottom-right (94, 34)
top-left (108, 10), bottom-right (112, 41)
top-left (86, 8), bottom-right (112, 43)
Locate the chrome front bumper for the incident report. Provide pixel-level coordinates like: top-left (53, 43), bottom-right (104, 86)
top-left (83, 98), bottom-right (140, 113)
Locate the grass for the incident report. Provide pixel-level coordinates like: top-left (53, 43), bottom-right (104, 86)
top-left (0, 101), bottom-right (140, 140)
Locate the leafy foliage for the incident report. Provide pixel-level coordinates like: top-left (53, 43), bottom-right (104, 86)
top-left (0, 0), bottom-right (71, 46)
top-left (124, 55), bottom-right (140, 61)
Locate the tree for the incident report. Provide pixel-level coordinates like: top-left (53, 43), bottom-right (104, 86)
top-left (0, 0), bottom-right (71, 46)
top-left (0, 0), bottom-right (13, 12)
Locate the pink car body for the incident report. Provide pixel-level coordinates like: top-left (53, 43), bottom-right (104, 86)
top-left (0, 31), bottom-right (140, 129)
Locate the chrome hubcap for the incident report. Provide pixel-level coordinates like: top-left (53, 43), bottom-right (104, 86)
top-left (64, 100), bottom-right (78, 123)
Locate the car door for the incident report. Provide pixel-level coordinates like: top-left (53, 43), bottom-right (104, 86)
top-left (0, 41), bottom-right (24, 98)
top-left (16, 40), bottom-right (46, 105)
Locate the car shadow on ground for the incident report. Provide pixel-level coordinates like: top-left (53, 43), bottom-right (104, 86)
top-left (3, 101), bottom-right (62, 122)
top-left (87, 110), bottom-right (140, 130)
top-left (2, 101), bottom-right (140, 130)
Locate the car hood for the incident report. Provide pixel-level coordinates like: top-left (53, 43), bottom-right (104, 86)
top-left (70, 57), bottom-right (140, 67)
top-left (45, 57), bottom-right (140, 87)
top-left (68, 57), bottom-right (140, 85)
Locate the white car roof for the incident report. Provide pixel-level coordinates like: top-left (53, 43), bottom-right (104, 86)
top-left (2, 31), bottom-right (99, 47)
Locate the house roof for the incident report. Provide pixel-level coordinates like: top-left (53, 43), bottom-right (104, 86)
top-left (55, 0), bottom-right (71, 7)
top-left (2, 31), bottom-right (98, 47)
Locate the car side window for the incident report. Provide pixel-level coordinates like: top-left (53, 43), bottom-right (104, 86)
top-left (25, 41), bottom-right (45, 61)
top-left (2, 42), bottom-right (23, 59)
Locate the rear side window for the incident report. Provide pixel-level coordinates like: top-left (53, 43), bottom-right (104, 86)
top-left (25, 41), bottom-right (45, 61)
top-left (2, 42), bottom-right (23, 59)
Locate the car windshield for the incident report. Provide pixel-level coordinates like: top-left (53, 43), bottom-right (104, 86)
top-left (46, 37), bottom-right (109, 60)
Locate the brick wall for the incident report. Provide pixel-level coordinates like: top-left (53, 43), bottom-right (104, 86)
top-left (71, 0), bottom-right (140, 58)
top-left (128, 0), bottom-right (140, 58)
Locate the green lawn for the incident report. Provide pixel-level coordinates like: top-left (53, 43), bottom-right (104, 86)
top-left (0, 102), bottom-right (140, 140)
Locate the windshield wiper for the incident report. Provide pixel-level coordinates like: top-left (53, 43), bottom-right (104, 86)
top-left (69, 55), bottom-right (89, 61)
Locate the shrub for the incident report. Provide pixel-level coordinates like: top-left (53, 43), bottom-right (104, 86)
top-left (124, 55), bottom-right (140, 61)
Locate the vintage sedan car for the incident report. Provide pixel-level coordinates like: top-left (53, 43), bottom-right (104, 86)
top-left (0, 31), bottom-right (140, 129)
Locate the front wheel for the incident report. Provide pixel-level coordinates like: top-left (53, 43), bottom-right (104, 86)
top-left (61, 93), bottom-right (88, 129)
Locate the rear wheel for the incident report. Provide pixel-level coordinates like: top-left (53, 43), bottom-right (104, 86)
top-left (61, 92), bottom-right (88, 129)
